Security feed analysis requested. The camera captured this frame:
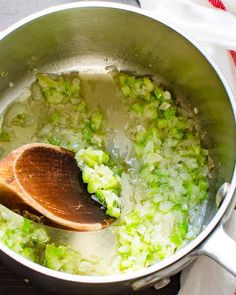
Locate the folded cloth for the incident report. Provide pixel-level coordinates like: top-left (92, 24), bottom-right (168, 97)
top-left (139, 1), bottom-right (236, 294)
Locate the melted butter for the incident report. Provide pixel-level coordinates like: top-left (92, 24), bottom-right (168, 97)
top-left (80, 73), bottom-right (133, 159)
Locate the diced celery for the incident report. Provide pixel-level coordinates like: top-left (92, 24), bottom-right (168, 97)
top-left (201, 148), bottom-right (209, 156)
top-left (119, 74), bottom-right (128, 85)
top-left (0, 131), bottom-right (11, 142)
top-left (134, 130), bottom-right (147, 144)
top-left (96, 190), bottom-right (121, 218)
top-left (43, 88), bottom-right (64, 104)
top-left (76, 147), bottom-right (109, 168)
top-left (0, 72), bottom-right (210, 276)
top-left (12, 113), bottom-right (27, 125)
top-left (164, 107), bottom-right (176, 119)
top-left (90, 111), bottom-right (103, 131)
top-left (158, 118), bottom-right (168, 129)
top-left (75, 147), bottom-right (121, 218)
top-left (159, 102), bottom-right (171, 111)
top-left (163, 91), bottom-right (171, 100)
top-left (47, 134), bottom-right (63, 146)
top-left (124, 210), bottom-right (140, 226)
top-left (143, 77), bottom-right (154, 92)
top-left (198, 179), bottom-right (209, 191)
top-left (82, 166), bottom-right (95, 183)
top-left (131, 103), bottom-right (144, 114)
top-left (134, 143), bottom-right (145, 157)
top-left (49, 112), bottom-right (60, 124)
top-left (37, 74), bottom-right (58, 88)
top-left (1, 71), bottom-right (8, 78)
top-left (45, 244), bottom-right (80, 273)
top-left (154, 88), bottom-right (163, 100)
top-left (64, 77), bottom-right (80, 97)
top-left (121, 85), bottom-right (131, 97)
top-left (82, 122), bottom-right (94, 143)
top-left (77, 101), bottom-right (87, 113)
top-left (171, 223), bottom-right (188, 246)
top-left (91, 132), bottom-right (103, 147)
top-left (171, 127), bottom-right (184, 139)
top-left (176, 120), bottom-right (186, 130)
top-left (144, 103), bottom-right (158, 120)
top-left (126, 76), bottom-right (136, 85)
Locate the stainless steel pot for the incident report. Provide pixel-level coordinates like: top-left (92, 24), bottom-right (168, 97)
top-left (0, 2), bottom-right (235, 294)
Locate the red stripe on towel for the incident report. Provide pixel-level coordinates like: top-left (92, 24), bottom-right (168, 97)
top-left (229, 50), bottom-right (236, 66)
top-left (208, 0), bottom-right (226, 10)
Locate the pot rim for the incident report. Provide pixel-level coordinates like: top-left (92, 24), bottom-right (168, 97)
top-left (0, 1), bottom-right (235, 284)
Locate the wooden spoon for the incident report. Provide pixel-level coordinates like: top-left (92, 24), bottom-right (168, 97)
top-left (0, 143), bottom-right (114, 231)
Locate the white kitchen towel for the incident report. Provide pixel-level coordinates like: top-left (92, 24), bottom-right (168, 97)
top-left (139, 0), bottom-right (236, 94)
top-left (139, 0), bottom-right (236, 294)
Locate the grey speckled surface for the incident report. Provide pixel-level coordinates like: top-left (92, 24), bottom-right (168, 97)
top-left (0, 0), bottom-right (139, 30)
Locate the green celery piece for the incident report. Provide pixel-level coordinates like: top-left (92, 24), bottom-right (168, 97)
top-left (139, 166), bottom-right (155, 183)
top-left (134, 129), bottom-right (147, 144)
top-left (154, 87), bottom-right (164, 101)
top-left (82, 122), bottom-right (94, 143)
top-left (143, 77), bottom-right (154, 92)
top-left (37, 74), bottom-right (58, 88)
top-left (49, 112), bottom-right (60, 124)
top-left (119, 74), bottom-right (128, 85)
top-left (1, 71), bottom-right (8, 78)
top-left (176, 120), bottom-right (186, 130)
top-left (76, 147), bottom-right (109, 168)
top-left (0, 131), bottom-right (11, 142)
top-left (0, 215), bottom-right (49, 264)
top-left (87, 179), bottom-right (102, 194)
top-left (45, 244), bottom-right (80, 273)
top-left (131, 103), bottom-right (144, 114)
top-left (144, 103), bottom-right (158, 120)
top-left (22, 218), bottom-right (32, 234)
top-left (171, 223), bottom-right (188, 247)
top-left (77, 101), bottom-right (87, 113)
top-left (43, 88), bottom-right (64, 104)
top-left (134, 142), bottom-right (145, 157)
top-left (171, 127), bottom-right (184, 139)
top-left (12, 113), bottom-right (27, 125)
top-left (164, 107), bottom-right (176, 119)
top-left (158, 118), bottom-right (168, 129)
top-left (75, 147), bottom-right (121, 218)
top-left (121, 84), bottom-right (131, 97)
top-left (201, 148), bottom-right (209, 156)
top-left (47, 135), bottom-right (63, 146)
top-left (60, 77), bottom-right (81, 98)
top-left (124, 210), bottom-right (140, 226)
top-left (155, 245), bottom-right (166, 260)
top-left (147, 127), bottom-right (161, 143)
top-left (90, 111), bottom-right (103, 131)
top-left (198, 179), bottom-right (209, 191)
top-left (126, 76), bottom-right (136, 85)
top-left (96, 190), bottom-right (121, 218)
top-left (70, 77), bottom-right (81, 96)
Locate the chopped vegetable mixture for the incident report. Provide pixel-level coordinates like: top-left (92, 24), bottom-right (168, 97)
top-left (0, 72), bottom-right (210, 275)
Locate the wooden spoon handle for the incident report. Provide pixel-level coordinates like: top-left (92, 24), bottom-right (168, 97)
top-left (0, 152), bottom-right (21, 207)
top-left (0, 144), bottom-right (113, 231)
top-left (0, 151), bottom-right (40, 214)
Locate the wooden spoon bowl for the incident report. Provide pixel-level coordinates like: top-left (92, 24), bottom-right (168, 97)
top-left (0, 143), bottom-right (114, 231)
